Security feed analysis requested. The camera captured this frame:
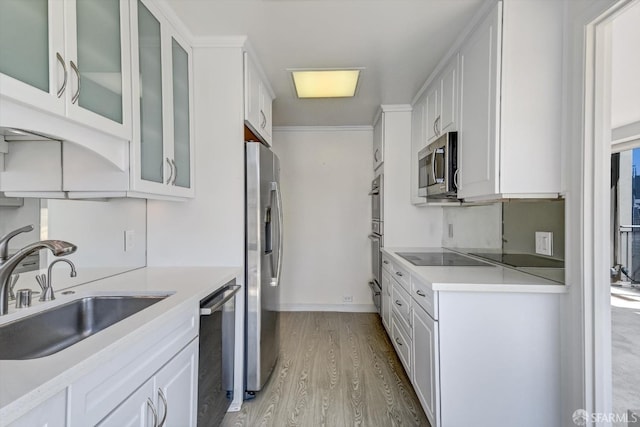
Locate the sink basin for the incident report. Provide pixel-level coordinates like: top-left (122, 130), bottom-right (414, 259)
top-left (0, 296), bottom-right (166, 360)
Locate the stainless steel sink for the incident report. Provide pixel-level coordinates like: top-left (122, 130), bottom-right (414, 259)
top-left (0, 295), bottom-right (166, 360)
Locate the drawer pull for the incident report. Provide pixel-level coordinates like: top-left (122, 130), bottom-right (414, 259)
top-left (416, 290), bottom-right (426, 297)
top-left (395, 300), bottom-right (402, 307)
top-left (395, 337), bottom-right (403, 346)
top-left (395, 272), bottom-right (403, 277)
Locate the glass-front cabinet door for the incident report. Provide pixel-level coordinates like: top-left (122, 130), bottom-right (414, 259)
top-left (171, 37), bottom-right (192, 191)
top-left (130, 0), bottom-right (194, 198)
top-left (65, 0), bottom-right (132, 139)
top-left (0, 0), bottom-right (65, 115)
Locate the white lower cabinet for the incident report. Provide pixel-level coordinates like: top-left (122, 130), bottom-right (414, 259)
top-left (97, 379), bottom-right (156, 427)
top-left (7, 390), bottom-right (67, 427)
top-left (412, 301), bottom-right (439, 427)
top-left (98, 339), bottom-right (198, 427)
top-left (382, 254), bottom-right (561, 427)
top-left (154, 339), bottom-right (199, 426)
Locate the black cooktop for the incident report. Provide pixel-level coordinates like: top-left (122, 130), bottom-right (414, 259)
top-left (397, 252), bottom-right (493, 267)
top-left (470, 253), bottom-right (564, 268)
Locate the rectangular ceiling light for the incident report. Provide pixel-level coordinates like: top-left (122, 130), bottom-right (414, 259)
top-left (291, 69), bottom-right (361, 99)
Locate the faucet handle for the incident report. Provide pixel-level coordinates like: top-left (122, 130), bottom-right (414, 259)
top-left (8, 274), bottom-right (19, 301)
top-left (0, 225), bottom-right (35, 262)
top-left (35, 274), bottom-right (47, 292)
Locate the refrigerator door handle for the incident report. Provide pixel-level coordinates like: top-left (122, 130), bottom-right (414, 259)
top-left (270, 181), bottom-right (283, 287)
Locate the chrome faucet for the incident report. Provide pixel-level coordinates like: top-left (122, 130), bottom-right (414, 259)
top-left (0, 225), bottom-right (34, 265)
top-left (39, 258), bottom-right (77, 302)
top-left (0, 240), bottom-right (77, 315)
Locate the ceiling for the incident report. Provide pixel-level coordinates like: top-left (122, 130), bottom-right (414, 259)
top-left (164, 0), bottom-right (484, 127)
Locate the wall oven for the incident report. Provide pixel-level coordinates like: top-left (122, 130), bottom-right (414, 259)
top-left (418, 132), bottom-right (458, 199)
top-left (369, 175), bottom-right (383, 314)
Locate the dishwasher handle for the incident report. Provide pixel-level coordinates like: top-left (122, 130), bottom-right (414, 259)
top-left (200, 284), bottom-right (240, 316)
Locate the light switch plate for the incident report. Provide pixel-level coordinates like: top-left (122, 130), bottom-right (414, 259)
top-left (535, 231), bottom-right (553, 256)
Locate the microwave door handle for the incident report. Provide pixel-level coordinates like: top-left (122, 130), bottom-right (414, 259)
top-left (431, 150), bottom-right (437, 185)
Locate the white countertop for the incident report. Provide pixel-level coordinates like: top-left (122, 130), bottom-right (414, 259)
top-left (0, 266), bottom-right (242, 423)
top-left (382, 247), bottom-right (566, 293)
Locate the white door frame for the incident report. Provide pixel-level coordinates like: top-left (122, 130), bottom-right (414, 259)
top-left (564, 0), bottom-right (637, 424)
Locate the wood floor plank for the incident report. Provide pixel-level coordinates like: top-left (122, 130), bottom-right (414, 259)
top-left (221, 312), bottom-right (430, 427)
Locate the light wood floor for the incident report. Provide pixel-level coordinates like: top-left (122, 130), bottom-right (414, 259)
top-left (222, 312), bottom-right (430, 427)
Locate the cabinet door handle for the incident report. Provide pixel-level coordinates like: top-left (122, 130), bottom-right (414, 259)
top-left (165, 158), bottom-right (174, 184)
top-left (395, 300), bottom-right (402, 307)
top-left (171, 159), bottom-right (178, 185)
top-left (147, 398), bottom-right (158, 427)
top-left (454, 168), bottom-right (460, 189)
top-left (435, 116), bottom-right (441, 135)
top-left (70, 60), bottom-right (80, 104)
top-left (416, 290), bottom-right (426, 297)
top-left (395, 271), bottom-right (403, 277)
top-left (260, 110), bottom-right (267, 129)
top-left (56, 53), bottom-right (67, 98)
top-left (383, 260), bottom-right (389, 265)
top-left (374, 148), bottom-right (380, 162)
top-left (158, 388), bottom-right (168, 427)
top-left (395, 337), bottom-right (403, 346)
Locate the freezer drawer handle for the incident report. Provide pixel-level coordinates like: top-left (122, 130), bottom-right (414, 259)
top-left (200, 285), bottom-right (240, 316)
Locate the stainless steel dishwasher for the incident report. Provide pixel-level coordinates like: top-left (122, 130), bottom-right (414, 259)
top-left (197, 280), bottom-right (240, 427)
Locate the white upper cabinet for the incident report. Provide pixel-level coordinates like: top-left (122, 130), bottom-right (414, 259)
top-left (129, 0), bottom-right (194, 199)
top-left (439, 55), bottom-right (458, 135)
top-left (425, 85), bottom-right (439, 143)
top-left (425, 54), bottom-right (459, 145)
top-left (373, 113), bottom-right (384, 170)
top-left (0, 0), bottom-right (132, 140)
top-left (457, 0), bottom-right (563, 201)
top-left (244, 52), bottom-right (274, 146)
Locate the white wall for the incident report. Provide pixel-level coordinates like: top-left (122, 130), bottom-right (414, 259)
top-left (44, 198), bottom-right (147, 269)
top-left (271, 128), bottom-right (375, 311)
top-left (442, 204), bottom-right (502, 249)
top-left (381, 109), bottom-right (444, 248)
top-left (146, 47), bottom-right (245, 268)
top-left (611, 1), bottom-right (640, 130)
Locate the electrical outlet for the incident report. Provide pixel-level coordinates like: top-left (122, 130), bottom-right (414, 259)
top-left (535, 231), bottom-right (553, 256)
top-left (343, 296), bottom-right (353, 303)
top-left (124, 230), bottom-right (135, 252)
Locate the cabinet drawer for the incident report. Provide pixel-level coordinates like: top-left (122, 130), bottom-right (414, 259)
top-left (392, 281), bottom-right (411, 328)
top-left (392, 314), bottom-right (412, 375)
top-left (382, 255), bottom-right (393, 274)
top-left (391, 263), bottom-right (410, 292)
top-left (412, 274), bottom-right (438, 320)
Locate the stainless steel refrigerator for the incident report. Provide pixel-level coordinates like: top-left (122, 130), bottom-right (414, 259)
top-left (245, 141), bottom-right (282, 396)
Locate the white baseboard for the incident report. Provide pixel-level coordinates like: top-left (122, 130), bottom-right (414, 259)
top-left (277, 303), bottom-right (377, 313)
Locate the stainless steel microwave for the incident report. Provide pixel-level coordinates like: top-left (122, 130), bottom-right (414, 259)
top-left (418, 132), bottom-right (458, 199)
